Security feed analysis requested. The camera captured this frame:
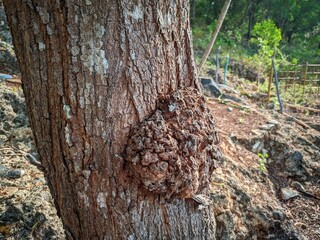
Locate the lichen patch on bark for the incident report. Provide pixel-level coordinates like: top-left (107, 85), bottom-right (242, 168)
top-left (126, 88), bottom-right (222, 198)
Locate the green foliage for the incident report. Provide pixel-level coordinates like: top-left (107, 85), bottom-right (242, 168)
top-left (250, 20), bottom-right (282, 58)
top-left (280, 82), bottom-right (317, 106)
top-left (257, 153), bottom-right (268, 173)
top-left (282, 23), bottom-right (320, 63)
top-left (192, 26), bottom-right (211, 51)
top-left (191, 0), bottom-right (319, 74)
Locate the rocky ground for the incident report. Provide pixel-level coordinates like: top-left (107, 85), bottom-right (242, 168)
top-left (0, 75), bottom-right (319, 239)
top-left (205, 75), bottom-right (320, 239)
top-left (0, 84), bottom-right (65, 239)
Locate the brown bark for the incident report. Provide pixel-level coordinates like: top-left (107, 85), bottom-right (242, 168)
top-left (3, 1), bottom-right (221, 239)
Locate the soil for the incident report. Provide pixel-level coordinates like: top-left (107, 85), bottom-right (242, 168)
top-left (0, 76), bottom-right (319, 239)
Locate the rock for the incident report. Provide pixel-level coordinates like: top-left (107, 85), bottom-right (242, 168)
top-left (0, 2), bottom-right (19, 74)
top-left (2, 121), bottom-right (12, 131)
top-left (280, 187), bottom-right (299, 200)
top-left (250, 206), bottom-right (270, 227)
top-left (13, 114), bottom-right (28, 128)
top-left (10, 128), bottom-right (33, 147)
top-left (252, 141), bottom-right (263, 153)
top-left (234, 188), bottom-right (251, 204)
top-left (5, 169), bottom-right (25, 179)
top-left (285, 116), bottom-right (295, 122)
top-left (0, 203), bottom-right (55, 239)
top-left (285, 151), bottom-right (307, 178)
top-left (251, 129), bottom-right (263, 136)
top-left (3, 91), bottom-right (26, 114)
top-left (222, 94), bottom-right (243, 103)
top-left (200, 77), bottom-right (222, 97)
top-left (0, 134), bottom-right (8, 144)
top-left (266, 102), bottom-right (275, 109)
top-left (291, 181), bottom-right (305, 191)
top-left (218, 84), bottom-right (238, 94)
top-left (0, 205), bottom-right (23, 225)
top-left (227, 107), bottom-right (233, 112)
top-left (206, 84), bottom-right (222, 97)
top-left (0, 85), bottom-right (31, 150)
top-left (259, 124), bottom-right (278, 132)
top-left (210, 193), bottom-right (230, 210)
top-left (199, 77), bottom-right (243, 102)
top-left (0, 164), bottom-right (7, 176)
top-left (200, 77), bottom-right (213, 86)
top-left (215, 211), bottom-right (236, 240)
top-left (267, 119), bottom-right (281, 128)
top-left (0, 109), bottom-right (4, 120)
top-left (313, 136), bottom-right (320, 148)
top-left (272, 210), bottom-right (285, 220)
top-left (308, 123), bottom-right (320, 132)
top-left (251, 92), bottom-right (269, 100)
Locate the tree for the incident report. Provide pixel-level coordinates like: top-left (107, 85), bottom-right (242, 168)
top-left (198, 0), bottom-right (232, 72)
top-left (246, 0), bottom-right (263, 42)
top-left (250, 20), bottom-right (282, 60)
top-left (249, 20), bottom-right (282, 83)
top-left (3, 1), bottom-right (222, 239)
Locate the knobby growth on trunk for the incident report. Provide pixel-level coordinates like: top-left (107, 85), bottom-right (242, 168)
top-left (126, 88), bottom-right (221, 198)
top-left (3, 0), bottom-right (222, 239)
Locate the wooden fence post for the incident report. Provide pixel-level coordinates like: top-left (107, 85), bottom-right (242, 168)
top-left (303, 62), bottom-right (308, 96)
top-left (284, 65), bottom-right (288, 93)
top-left (267, 62), bottom-right (273, 103)
top-left (293, 65), bottom-right (297, 98)
top-left (272, 56), bottom-right (284, 112)
top-left (224, 54), bottom-right (229, 85)
top-left (215, 46), bottom-right (221, 83)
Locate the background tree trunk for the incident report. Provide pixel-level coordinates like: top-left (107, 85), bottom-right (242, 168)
top-left (198, 0), bottom-right (232, 72)
top-left (3, 1), bottom-right (219, 239)
top-left (191, 0), bottom-right (197, 20)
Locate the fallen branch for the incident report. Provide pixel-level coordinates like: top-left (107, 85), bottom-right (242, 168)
top-left (216, 128), bottom-right (229, 136)
top-left (208, 97), bottom-right (250, 110)
top-left (209, 97), bottom-right (269, 119)
top-left (282, 112), bottom-right (312, 130)
top-left (25, 153), bottom-right (44, 172)
top-left (298, 190), bottom-right (320, 201)
top-left (283, 102), bottom-right (320, 114)
top-left (0, 147), bottom-right (14, 152)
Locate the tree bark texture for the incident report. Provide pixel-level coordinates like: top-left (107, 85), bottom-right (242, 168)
top-left (4, 1), bottom-right (221, 239)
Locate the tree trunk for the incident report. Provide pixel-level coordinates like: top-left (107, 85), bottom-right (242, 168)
top-left (246, 0), bottom-right (258, 42)
top-left (247, 6), bottom-right (254, 41)
top-left (191, 0), bottom-right (197, 20)
top-left (198, 0), bottom-right (232, 72)
top-left (4, 1), bottom-right (221, 239)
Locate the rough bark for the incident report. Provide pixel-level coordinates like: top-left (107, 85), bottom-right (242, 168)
top-left (3, 1), bottom-right (221, 239)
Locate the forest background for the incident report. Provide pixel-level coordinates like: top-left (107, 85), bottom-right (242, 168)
top-left (191, 0), bottom-right (320, 69)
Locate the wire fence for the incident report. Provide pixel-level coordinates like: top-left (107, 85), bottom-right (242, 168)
top-left (278, 63), bottom-right (320, 97)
